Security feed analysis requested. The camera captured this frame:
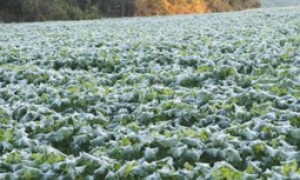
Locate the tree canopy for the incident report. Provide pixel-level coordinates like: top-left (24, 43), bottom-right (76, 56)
top-left (0, 0), bottom-right (261, 22)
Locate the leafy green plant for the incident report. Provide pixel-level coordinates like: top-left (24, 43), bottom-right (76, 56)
top-left (0, 6), bottom-right (299, 179)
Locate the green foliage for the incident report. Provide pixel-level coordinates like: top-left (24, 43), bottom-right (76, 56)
top-left (0, 0), bottom-right (102, 22)
top-left (0, 0), bottom-right (261, 22)
top-left (212, 164), bottom-right (243, 180)
top-left (0, 6), bottom-right (299, 180)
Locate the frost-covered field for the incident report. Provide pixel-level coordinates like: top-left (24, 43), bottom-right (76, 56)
top-left (0, 7), bottom-right (300, 180)
top-left (262, 0), bottom-right (300, 7)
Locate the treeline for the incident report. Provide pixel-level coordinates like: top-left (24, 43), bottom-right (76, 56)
top-left (0, 0), bottom-right (102, 22)
top-left (0, 0), bottom-right (261, 22)
top-left (135, 0), bottom-right (261, 16)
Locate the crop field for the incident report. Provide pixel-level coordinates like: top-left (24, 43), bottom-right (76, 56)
top-left (262, 0), bottom-right (300, 7)
top-left (0, 7), bottom-right (300, 180)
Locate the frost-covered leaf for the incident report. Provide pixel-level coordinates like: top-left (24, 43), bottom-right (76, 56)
top-left (0, 6), bottom-right (299, 179)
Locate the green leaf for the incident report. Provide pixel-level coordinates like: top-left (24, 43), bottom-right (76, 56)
top-left (121, 138), bottom-right (131, 146)
top-left (225, 147), bottom-right (242, 163)
top-left (41, 93), bottom-right (48, 102)
top-left (197, 65), bottom-right (213, 73)
top-left (23, 167), bottom-right (42, 180)
top-left (200, 130), bottom-right (208, 142)
top-left (144, 147), bottom-right (159, 161)
top-left (5, 151), bottom-right (22, 163)
top-left (67, 85), bottom-right (79, 93)
top-left (157, 138), bottom-right (179, 148)
top-left (125, 163), bottom-right (134, 177)
top-left (114, 163), bottom-right (121, 171)
top-left (287, 129), bottom-right (300, 146)
top-left (283, 160), bottom-right (298, 175)
top-left (184, 162), bottom-right (193, 171)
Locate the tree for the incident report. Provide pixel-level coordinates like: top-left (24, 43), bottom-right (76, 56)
top-left (0, 0), bottom-right (261, 22)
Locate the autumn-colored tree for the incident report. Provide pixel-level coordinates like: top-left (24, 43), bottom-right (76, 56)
top-left (135, 0), bottom-right (210, 16)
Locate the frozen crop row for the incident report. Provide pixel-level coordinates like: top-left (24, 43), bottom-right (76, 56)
top-left (0, 7), bottom-right (300, 179)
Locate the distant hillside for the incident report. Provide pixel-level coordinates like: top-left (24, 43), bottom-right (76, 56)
top-left (262, 0), bottom-right (300, 7)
